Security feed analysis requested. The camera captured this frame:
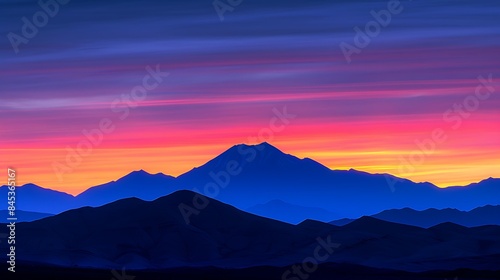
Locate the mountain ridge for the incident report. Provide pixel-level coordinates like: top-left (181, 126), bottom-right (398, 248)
top-left (1, 142), bottom-right (499, 217)
top-left (2, 190), bottom-right (500, 272)
top-left (330, 204), bottom-right (500, 228)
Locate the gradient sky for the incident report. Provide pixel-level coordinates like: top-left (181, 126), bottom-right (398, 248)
top-left (0, 0), bottom-right (499, 195)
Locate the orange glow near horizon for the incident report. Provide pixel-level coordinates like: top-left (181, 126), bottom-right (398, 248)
top-left (3, 115), bottom-right (499, 195)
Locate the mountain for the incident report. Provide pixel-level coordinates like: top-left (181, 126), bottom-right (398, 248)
top-left (176, 142), bottom-right (335, 208)
top-left (2, 190), bottom-right (328, 269)
top-left (0, 184), bottom-right (75, 214)
top-left (0, 210), bottom-right (53, 222)
top-left (176, 142), bottom-right (500, 217)
top-left (342, 216), bottom-right (426, 235)
top-left (75, 170), bottom-right (177, 207)
top-left (330, 205), bottom-right (500, 228)
top-left (373, 205), bottom-right (500, 228)
top-left (2, 191), bottom-right (499, 272)
top-left (329, 218), bottom-right (355, 226)
top-left (246, 200), bottom-right (339, 224)
top-left (4, 143), bottom-right (500, 217)
top-left (0, 171), bottom-right (179, 214)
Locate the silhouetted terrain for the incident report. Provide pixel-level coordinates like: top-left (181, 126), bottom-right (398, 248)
top-left (0, 183), bottom-right (75, 214)
top-left (1, 143), bottom-right (499, 218)
top-left (330, 205), bottom-right (500, 227)
top-left (2, 190), bottom-right (499, 272)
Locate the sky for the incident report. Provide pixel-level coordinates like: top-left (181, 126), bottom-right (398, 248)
top-left (0, 0), bottom-right (499, 195)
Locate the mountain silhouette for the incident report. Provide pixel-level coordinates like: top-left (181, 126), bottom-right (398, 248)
top-left (0, 183), bottom-right (75, 214)
top-left (1, 143), bottom-right (499, 218)
top-left (330, 205), bottom-right (500, 228)
top-left (176, 143), bottom-right (500, 216)
top-left (2, 190), bottom-right (330, 269)
top-left (75, 170), bottom-right (177, 207)
top-left (2, 190), bottom-right (499, 272)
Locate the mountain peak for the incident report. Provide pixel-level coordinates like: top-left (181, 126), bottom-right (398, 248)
top-left (481, 177), bottom-right (498, 183)
top-left (18, 183), bottom-right (74, 197)
top-left (297, 219), bottom-right (338, 229)
top-left (254, 141), bottom-right (275, 149)
top-left (113, 169), bottom-right (154, 182)
top-left (0, 183), bottom-right (43, 189)
top-left (128, 169), bottom-right (152, 176)
top-left (196, 142), bottom-right (291, 170)
top-left (343, 216), bottom-right (424, 233)
top-left (429, 222), bottom-right (468, 230)
top-left (158, 189), bottom-right (198, 202)
top-left (233, 142), bottom-right (282, 153)
top-left (118, 169), bottom-right (172, 182)
top-left (21, 183), bottom-right (43, 189)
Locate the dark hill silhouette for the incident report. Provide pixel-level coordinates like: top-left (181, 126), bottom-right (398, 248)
top-left (330, 205), bottom-right (500, 228)
top-left (2, 191), bottom-right (500, 272)
top-left (341, 216), bottom-right (426, 235)
top-left (1, 143), bottom-right (499, 218)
